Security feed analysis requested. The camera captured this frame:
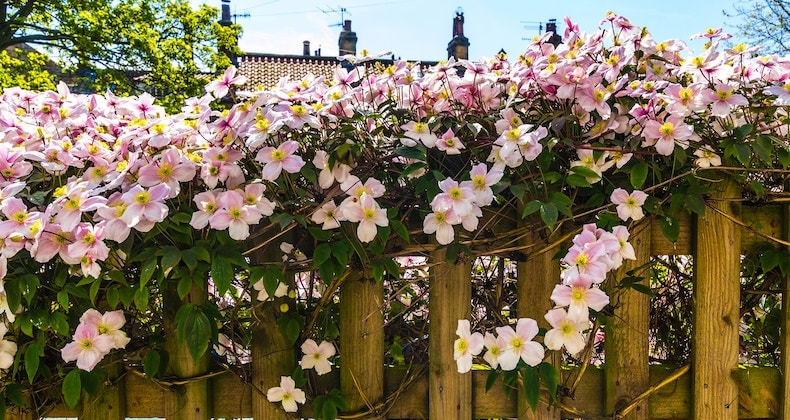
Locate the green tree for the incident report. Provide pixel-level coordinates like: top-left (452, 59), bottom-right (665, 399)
top-left (726, 0), bottom-right (790, 54)
top-left (0, 0), bottom-right (242, 110)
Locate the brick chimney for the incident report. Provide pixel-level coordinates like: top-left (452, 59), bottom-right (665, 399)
top-left (447, 9), bottom-right (470, 60)
top-left (338, 20), bottom-right (357, 56)
top-left (545, 19), bottom-right (562, 47)
top-left (303, 40), bottom-right (311, 56)
top-left (219, 0), bottom-right (232, 26)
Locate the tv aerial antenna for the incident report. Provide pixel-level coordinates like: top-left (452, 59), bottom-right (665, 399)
top-left (520, 21), bottom-right (544, 40)
top-left (319, 5), bottom-right (351, 27)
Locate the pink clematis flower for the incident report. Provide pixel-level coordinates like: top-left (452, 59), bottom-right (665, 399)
top-left (137, 148), bottom-right (196, 197)
top-left (267, 376), bottom-right (306, 413)
top-left (300, 339), bottom-right (336, 375)
top-left (423, 209), bottom-right (460, 245)
top-left (209, 190), bottom-right (262, 240)
top-left (61, 322), bottom-right (115, 371)
top-left (550, 274), bottom-right (610, 322)
top-left (435, 128), bottom-right (465, 155)
top-left (256, 140), bottom-right (305, 181)
top-left (454, 319), bottom-right (484, 373)
top-left (610, 188), bottom-right (648, 221)
top-left (461, 163), bottom-right (503, 207)
top-left (544, 308), bottom-right (588, 355)
top-left (79, 309), bottom-right (131, 349)
top-left (190, 190), bottom-right (220, 230)
top-left (431, 178), bottom-right (475, 217)
top-left (205, 66), bottom-right (247, 99)
top-left (400, 120), bottom-right (438, 148)
top-left (311, 200), bottom-right (343, 230)
top-left (642, 115), bottom-right (694, 156)
top-left (343, 193), bottom-right (388, 243)
top-left (120, 184), bottom-right (170, 230)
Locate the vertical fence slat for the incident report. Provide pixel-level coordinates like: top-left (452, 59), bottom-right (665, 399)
top-left (517, 231), bottom-right (560, 420)
top-left (340, 267), bottom-right (384, 418)
top-left (81, 355), bottom-right (126, 420)
top-left (251, 249), bottom-right (295, 420)
top-left (781, 181), bottom-right (790, 418)
top-left (251, 302), bottom-right (295, 419)
top-left (693, 179), bottom-right (741, 419)
top-left (604, 221), bottom-right (651, 419)
top-left (163, 284), bottom-right (211, 419)
top-left (428, 248), bottom-right (472, 419)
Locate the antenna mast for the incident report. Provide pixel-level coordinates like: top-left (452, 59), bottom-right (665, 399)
top-left (319, 5), bottom-right (351, 27)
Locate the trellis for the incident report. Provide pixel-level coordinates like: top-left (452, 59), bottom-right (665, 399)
top-left (11, 190), bottom-right (787, 420)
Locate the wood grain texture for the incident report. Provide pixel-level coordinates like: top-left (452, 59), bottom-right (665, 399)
top-left (692, 180), bottom-right (741, 420)
top-left (605, 220), bottom-right (651, 419)
top-left (428, 248), bottom-right (472, 420)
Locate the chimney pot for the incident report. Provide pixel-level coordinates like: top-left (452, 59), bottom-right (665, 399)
top-left (344, 20), bottom-right (352, 31)
top-left (303, 40), bottom-right (311, 56)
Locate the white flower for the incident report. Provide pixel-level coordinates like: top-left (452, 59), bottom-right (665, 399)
top-left (267, 376), bottom-right (306, 413)
top-left (300, 339), bottom-right (336, 375)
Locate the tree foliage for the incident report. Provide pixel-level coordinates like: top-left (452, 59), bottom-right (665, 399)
top-left (0, 0), bottom-right (242, 111)
top-left (727, 0), bottom-right (790, 54)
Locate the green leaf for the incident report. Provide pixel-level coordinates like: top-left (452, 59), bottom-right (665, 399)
top-left (5, 382), bottom-right (24, 407)
top-left (390, 219), bottom-right (410, 243)
top-left (176, 305), bottom-right (211, 363)
top-left (62, 369), bottom-right (81, 409)
top-left (733, 143), bottom-right (751, 165)
top-left (569, 165), bottom-right (600, 180)
top-left (485, 369), bottom-right (499, 392)
top-left (521, 200), bottom-right (542, 218)
top-left (565, 173), bottom-right (591, 188)
top-left (142, 349), bottom-right (161, 379)
top-left (211, 256), bottom-right (233, 296)
top-left (393, 145), bottom-right (426, 161)
top-left (308, 226), bottom-right (333, 242)
top-left (778, 147), bottom-right (790, 168)
top-left (49, 312), bottom-right (70, 337)
top-left (18, 275), bottom-right (40, 305)
top-left (630, 161), bottom-right (649, 189)
top-left (160, 249), bottom-right (182, 272)
top-left (540, 202), bottom-right (559, 229)
top-left (134, 285), bottom-right (150, 310)
top-left (371, 260), bottom-right (385, 283)
top-left (523, 366), bottom-right (540, 412)
top-left (57, 290), bottom-right (70, 310)
top-left (139, 257), bottom-right (158, 287)
top-left (733, 123), bottom-right (753, 140)
top-left (107, 286), bottom-right (120, 309)
top-left (630, 283), bottom-right (654, 295)
top-left (754, 135), bottom-right (773, 163)
top-left (313, 243), bottom-right (332, 268)
top-left (510, 183), bottom-right (526, 202)
top-left (25, 342), bottom-right (41, 383)
top-left (277, 313), bottom-right (303, 344)
top-left (660, 215), bottom-right (680, 243)
top-left (538, 362), bottom-right (559, 404)
top-left (683, 194), bottom-right (706, 215)
top-left (177, 275), bottom-right (193, 300)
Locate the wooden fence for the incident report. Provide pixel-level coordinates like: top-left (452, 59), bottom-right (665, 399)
top-left (11, 190), bottom-right (790, 419)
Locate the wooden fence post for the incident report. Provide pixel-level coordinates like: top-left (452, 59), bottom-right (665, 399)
top-left (780, 181), bottom-right (790, 418)
top-left (517, 230), bottom-right (560, 420)
top-left (250, 247), bottom-right (295, 420)
top-left (163, 283), bottom-right (211, 419)
top-left (693, 179), bottom-right (741, 419)
top-left (339, 265), bottom-right (384, 418)
top-left (604, 221), bottom-right (651, 419)
top-left (428, 248), bottom-right (472, 419)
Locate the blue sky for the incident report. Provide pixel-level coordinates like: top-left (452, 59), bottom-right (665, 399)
top-left (192, 0), bottom-right (743, 61)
